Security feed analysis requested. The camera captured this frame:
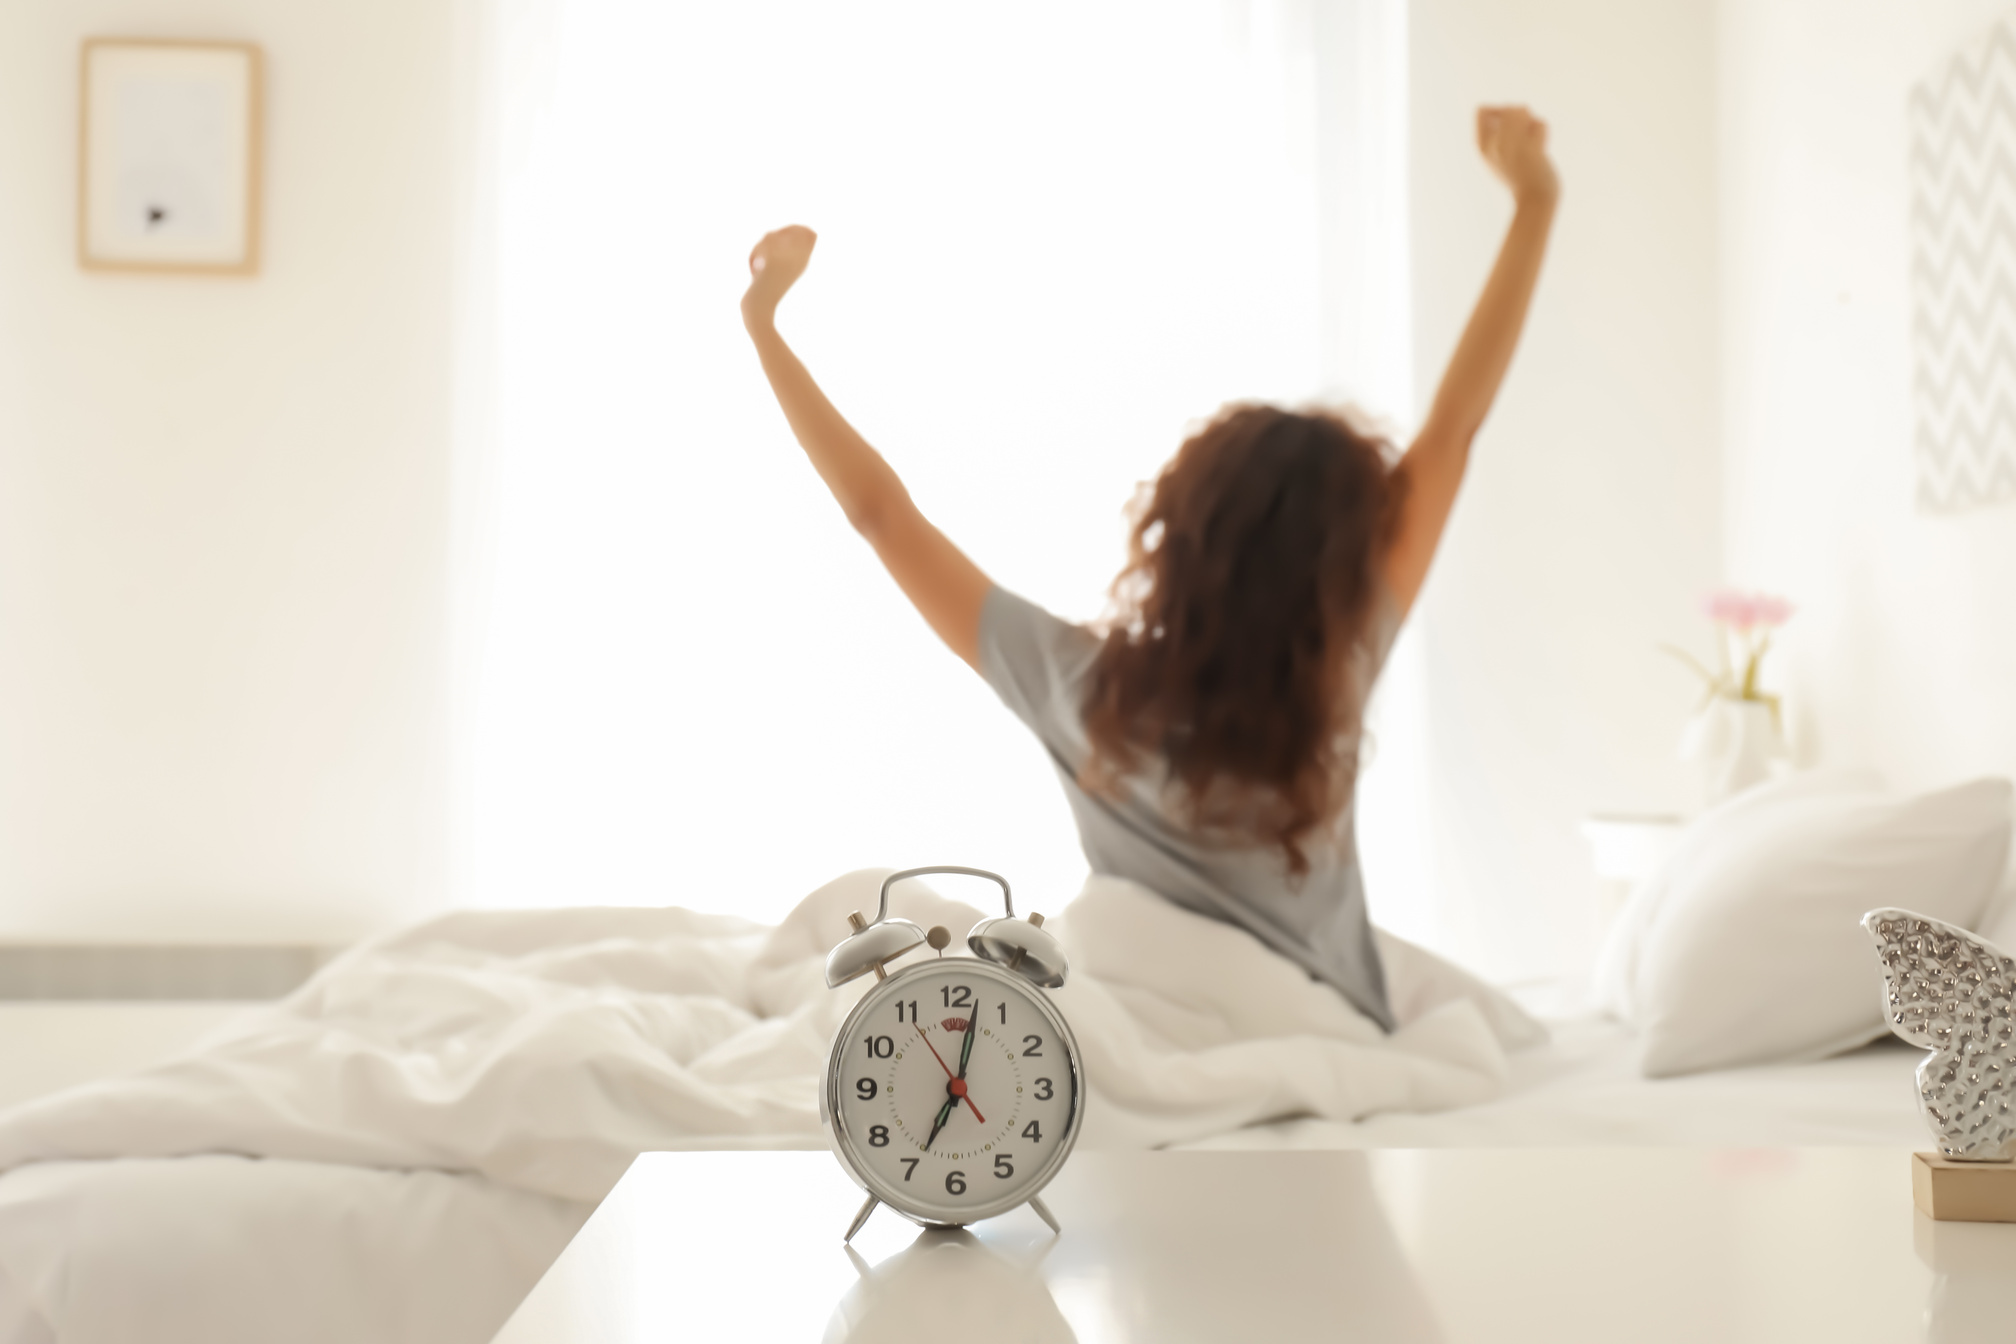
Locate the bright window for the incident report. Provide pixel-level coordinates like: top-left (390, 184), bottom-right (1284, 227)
top-left (460, 0), bottom-right (1420, 928)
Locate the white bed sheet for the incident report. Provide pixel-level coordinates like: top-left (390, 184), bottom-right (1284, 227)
top-left (0, 1156), bottom-right (588, 1344)
top-left (0, 875), bottom-right (1531, 1203)
top-left (1183, 1014), bottom-right (1928, 1150)
top-left (0, 873), bottom-right (1529, 1344)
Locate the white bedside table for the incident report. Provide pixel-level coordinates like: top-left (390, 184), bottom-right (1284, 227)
top-left (1580, 812), bottom-right (1687, 884)
top-left (490, 1148), bottom-right (2015, 1342)
top-left (1579, 813), bottom-right (1686, 958)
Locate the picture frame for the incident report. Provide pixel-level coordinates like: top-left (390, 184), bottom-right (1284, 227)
top-left (78, 38), bottom-right (264, 275)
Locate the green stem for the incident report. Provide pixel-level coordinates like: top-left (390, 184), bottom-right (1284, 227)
top-left (1741, 634), bottom-right (1771, 700)
top-left (1659, 642), bottom-right (1730, 709)
top-left (1660, 643), bottom-right (1720, 688)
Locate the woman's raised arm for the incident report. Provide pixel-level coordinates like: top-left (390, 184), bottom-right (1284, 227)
top-left (741, 227), bottom-right (993, 670)
top-left (1384, 107), bottom-right (1560, 616)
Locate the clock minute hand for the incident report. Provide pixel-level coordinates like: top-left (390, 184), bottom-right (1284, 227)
top-left (949, 1011), bottom-right (987, 1124)
top-left (917, 1021), bottom-right (985, 1132)
top-left (956, 1010), bottom-right (978, 1079)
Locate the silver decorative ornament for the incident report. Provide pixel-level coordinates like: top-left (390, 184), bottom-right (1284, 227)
top-left (1863, 908), bottom-right (2016, 1161)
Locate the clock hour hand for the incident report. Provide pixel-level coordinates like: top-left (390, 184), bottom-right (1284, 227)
top-left (921, 1097), bottom-right (956, 1152)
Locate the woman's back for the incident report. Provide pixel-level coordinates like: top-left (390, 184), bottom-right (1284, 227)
top-left (979, 585), bottom-right (1399, 1030)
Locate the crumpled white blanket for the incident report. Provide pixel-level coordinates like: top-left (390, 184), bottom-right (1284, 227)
top-left (0, 870), bottom-right (1541, 1204)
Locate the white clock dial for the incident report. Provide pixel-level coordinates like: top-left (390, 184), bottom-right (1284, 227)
top-left (827, 958), bottom-right (1081, 1226)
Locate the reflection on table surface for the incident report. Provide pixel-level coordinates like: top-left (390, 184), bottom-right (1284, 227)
top-left (825, 1229), bottom-right (1077, 1344)
top-left (822, 1153), bottom-right (1439, 1344)
top-left (492, 1148), bottom-right (1964, 1343)
top-left (1916, 1211), bottom-right (2016, 1344)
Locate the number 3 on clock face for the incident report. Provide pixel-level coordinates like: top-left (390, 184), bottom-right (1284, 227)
top-left (824, 957), bottom-right (1083, 1228)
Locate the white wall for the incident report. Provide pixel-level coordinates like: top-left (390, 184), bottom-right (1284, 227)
top-left (1719, 0), bottom-right (2016, 802)
top-left (1408, 0), bottom-right (1724, 980)
top-left (0, 0), bottom-right (467, 942)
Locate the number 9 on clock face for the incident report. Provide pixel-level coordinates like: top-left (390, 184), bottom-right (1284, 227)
top-left (823, 957), bottom-right (1083, 1227)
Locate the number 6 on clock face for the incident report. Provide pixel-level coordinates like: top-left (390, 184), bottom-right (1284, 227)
top-left (823, 956), bottom-right (1083, 1228)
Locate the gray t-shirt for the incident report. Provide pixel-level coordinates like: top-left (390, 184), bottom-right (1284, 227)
top-left (978, 585), bottom-right (1397, 1031)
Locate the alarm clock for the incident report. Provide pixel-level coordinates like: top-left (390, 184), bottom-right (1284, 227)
top-left (821, 866), bottom-right (1084, 1242)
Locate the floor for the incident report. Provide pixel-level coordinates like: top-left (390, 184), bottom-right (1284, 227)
top-left (0, 1002), bottom-right (252, 1110)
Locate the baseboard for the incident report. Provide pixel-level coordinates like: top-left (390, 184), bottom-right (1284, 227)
top-left (0, 945), bottom-right (341, 1000)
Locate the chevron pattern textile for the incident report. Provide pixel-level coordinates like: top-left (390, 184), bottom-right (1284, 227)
top-left (1910, 17), bottom-right (2016, 513)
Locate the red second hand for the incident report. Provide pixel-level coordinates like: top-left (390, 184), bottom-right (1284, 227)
top-left (915, 1026), bottom-right (986, 1125)
top-left (915, 1025), bottom-right (956, 1079)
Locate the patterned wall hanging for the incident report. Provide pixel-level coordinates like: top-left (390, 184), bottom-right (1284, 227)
top-left (1909, 16), bottom-right (2016, 512)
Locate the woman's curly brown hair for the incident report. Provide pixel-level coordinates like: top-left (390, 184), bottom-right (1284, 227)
top-left (1080, 403), bottom-right (1409, 877)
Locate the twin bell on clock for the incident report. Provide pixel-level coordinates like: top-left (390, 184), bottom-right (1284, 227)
top-left (821, 867), bottom-right (1085, 1242)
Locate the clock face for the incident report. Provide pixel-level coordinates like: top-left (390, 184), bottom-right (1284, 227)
top-left (828, 958), bottom-right (1081, 1226)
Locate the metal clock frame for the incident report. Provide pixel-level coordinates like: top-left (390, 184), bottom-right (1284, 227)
top-left (823, 954), bottom-right (1084, 1231)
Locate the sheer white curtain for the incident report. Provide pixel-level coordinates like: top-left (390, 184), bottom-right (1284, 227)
top-left (456, 0), bottom-right (1426, 930)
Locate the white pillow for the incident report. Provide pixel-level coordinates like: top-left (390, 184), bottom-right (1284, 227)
top-left (1595, 774), bottom-right (2013, 1078)
top-left (1590, 769), bottom-right (1880, 1019)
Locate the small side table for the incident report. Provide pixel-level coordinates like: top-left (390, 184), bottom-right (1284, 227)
top-left (1579, 813), bottom-right (1686, 954)
top-left (489, 1148), bottom-right (1997, 1342)
top-left (1580, 813), bottom-right (1687, 885)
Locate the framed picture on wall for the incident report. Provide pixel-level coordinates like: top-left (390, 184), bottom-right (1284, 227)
top-left (78, 39), bottom-right (264, 275)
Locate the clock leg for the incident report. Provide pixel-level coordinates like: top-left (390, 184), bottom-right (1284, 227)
top-left (1028, 1195), bottom-right (1061, 1236)
top-left (843, 1193), bottom-right (880, 1243)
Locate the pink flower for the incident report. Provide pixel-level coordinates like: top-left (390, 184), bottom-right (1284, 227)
top-left (1703, 588), bottom-right (1793, 631)
top-left (1703, 589), bottom-right (1757, 628)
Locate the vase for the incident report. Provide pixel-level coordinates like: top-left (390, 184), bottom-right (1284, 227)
top-left (1678, 697), bottom-right (1784, 808)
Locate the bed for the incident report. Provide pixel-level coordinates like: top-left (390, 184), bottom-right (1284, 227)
top-left (0, 1019), bottom-right (1926, 1344)
top-left (1189, 1016), bottom-right (1925, 1151)
top-left (0, 867), bottom-right (1940, 1344)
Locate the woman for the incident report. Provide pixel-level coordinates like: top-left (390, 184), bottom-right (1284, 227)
top-left (742, 108), bottom-right (1558, 1032)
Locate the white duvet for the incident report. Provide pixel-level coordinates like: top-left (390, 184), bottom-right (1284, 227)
top-left (0, 869), bottom-right (1540, 1342)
